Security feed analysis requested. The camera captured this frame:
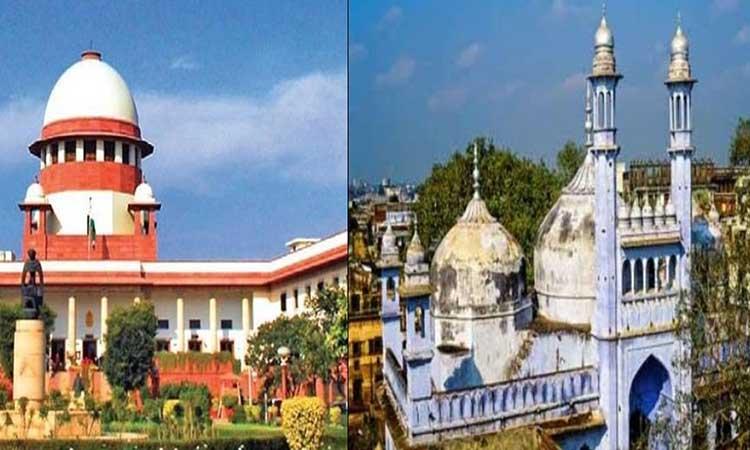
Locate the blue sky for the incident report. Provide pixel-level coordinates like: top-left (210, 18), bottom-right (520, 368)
top-left (350, 0), bottom-right (750, 183)
top-left (0, 1), bottom-right (346, 259)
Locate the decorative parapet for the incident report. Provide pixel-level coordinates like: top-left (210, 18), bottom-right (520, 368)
top-left (384, 365), bottom-right (600, 446)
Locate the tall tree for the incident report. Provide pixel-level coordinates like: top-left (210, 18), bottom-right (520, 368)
top-left (729, 117), bottom-right (750, 166)
top-left (556, 140), bottom-right (587, 185)
top-left (412, 137), bottom-right (563, 285)
top-left (101, 302), bottom-right (158, 392)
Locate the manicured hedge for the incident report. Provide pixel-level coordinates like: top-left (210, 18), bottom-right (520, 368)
top-left (0, 438), bottom-right (288, 450)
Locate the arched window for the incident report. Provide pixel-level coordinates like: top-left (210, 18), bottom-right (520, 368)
top-left (677, 95), bottom-right (684, 130)
top-left (634, 259), bottom-right (644, 293)
top-left (415, 306), bottom-right (424, 337)
top-left (646, 258), bottom-right (656, 291)
top-left (606, 91), bottom-right (612, 127)
top-left (668, 255), bottom-right (677, 288)
top-left (622, 261), bottom-right (632, 295)
top-left (386, 277), bottom-right (396, 301)
top-left (657, 258), bottom-right (667, 291)
top-left (598, 91), bottom-right (605, 128)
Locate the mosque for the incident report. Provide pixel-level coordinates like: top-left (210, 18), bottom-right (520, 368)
top-left (379, 13), bottom-right (723, 449)
top-left (0, 49), bottom-right (346, 396)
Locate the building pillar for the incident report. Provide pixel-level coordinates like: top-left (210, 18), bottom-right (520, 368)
top-left (75, 139), bottom-right (84, 161)
top-left (96, 139), bottom-right (104, 161)
top-left (114, 141), bottom-right (123, 163)
top-left (242, 297), bottom-right (250, 369)
top-left (176, 297), bottom-right (185, 352)
top-left (100, 296), bottom-right (108, 355)
top-left (57, 144), bottom-right (65, 163)
top-left (66, 296), bottom-right (76, 367)
top-left (209, 297), bottom-right (217, 353)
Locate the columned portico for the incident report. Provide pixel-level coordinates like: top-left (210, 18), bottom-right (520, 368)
top-left (66, 295), bottom-right (76, 367)
top-left (176, 297), bottom-right (185, 352)
top-left (99, 296), bottom-right (108, 356)
top-left (209, 297), bottom-right (217, 353)
top-left (242, 296), bottom-right (251, 368)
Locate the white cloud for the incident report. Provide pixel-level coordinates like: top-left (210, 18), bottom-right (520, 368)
top-left (377, 6), bottom-right (403, 30)
top-left (0, 70), bottom-right (346, 191)
top-left (0, 98), bottom-right (45, 164)
top-left (712, 0), bottom-right (740, 13)
top-left (549, 0), bottom-right (590, 19)
top-left (490, 81), bottom-right (526, 100)
top-left (375, 56), bottom-right (415, 86)
top-left (349, 43), bottom-right (367, 61)
top-left (561, 72), bottom-right (587, 91)
top-left (170, 55), bottom-right (200, 71)
top-left (456, 43), bottom-right (482, 69)
top-left (735, 24), bottom-right (750, 44)
top-left (427, 87), bottom-right (467, 111)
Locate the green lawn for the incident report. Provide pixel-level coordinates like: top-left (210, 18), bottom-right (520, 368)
top-left (104, 420), bottom-right (347, 449)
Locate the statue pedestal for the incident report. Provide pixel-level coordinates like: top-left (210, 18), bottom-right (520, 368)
top-left (13, 319), bottom-right (45, 410)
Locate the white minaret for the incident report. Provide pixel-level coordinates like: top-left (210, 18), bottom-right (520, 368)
top-left (588, 8), bottom-right (623, 450)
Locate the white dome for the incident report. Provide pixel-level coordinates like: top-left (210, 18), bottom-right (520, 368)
top-left (534, 154), bottom-right (596, 325)
top-left (43, 51), bottom-right (138, 126)
top-left (24, 182), bottom-right (45, 203)
top-left (134, 181), bottom-right (155, 203)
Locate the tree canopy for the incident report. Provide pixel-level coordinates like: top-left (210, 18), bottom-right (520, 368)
top-left (305, 286), bottom-right (348, 361)
top-left (729, 117), bottom-right (750, 166)
top-left (101, 302), bottom-right (158, 392)
top-left (412, 137), bottom-right (575, 284)
top-left (556, 140), bottom-right (587, 185)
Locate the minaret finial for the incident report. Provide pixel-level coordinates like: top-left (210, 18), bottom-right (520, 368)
top-left (472, 142), bottom-right (480, 200)
top-left (602, 1), bottom-right (606, 18)
top-left (677, 10), bottom-right (681, 26)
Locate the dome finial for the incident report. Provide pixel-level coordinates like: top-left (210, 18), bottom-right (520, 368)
top-left (472, 142), bottom-right (480, 200)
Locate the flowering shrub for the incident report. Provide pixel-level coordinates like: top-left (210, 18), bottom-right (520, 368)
top-left (328, 406), bottom-right (342, 425)
top-left (245, 404), bottom-right (262, 422)
top-left (281, 397), bottom-right (327, 450)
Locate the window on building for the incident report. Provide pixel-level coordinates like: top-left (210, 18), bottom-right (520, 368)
top-left (156, 339), bottom-right (170, 352)
top-left (353, 359), bottom-right (360, 371)
top-left (122, 143), bottom-right (130, 164)
top-left (352, 341), bottom-right (361, 357)
top-left (306, 285), bottom-right (311, 299)
top-left (351, 294), bottom-right (361, 312)
top-left (280, 292), bottom-right (287, 312)
top-left (157, 319), bottom-right (169, 330)
top-left (353, 379), bottom-right (363, 403)
top-left (293, 289), bottom-right (299, 309)
top-left (220, 319), bottom-right (233, 330)
top-left (646, 258), bottom-right (656, 291)
top-left (50, 143), bottom-right (58, 164)
top-left (84, 140), bottom-right (96, 161)
top-left (668, 255), bottom-right (677, 288)
top-left (622, 261), bottom-right (632, 295)
top-left (189, 319), bottom-right (201, 330)
top-left (64, 141), bottom-right (76, 162)
top-left (369, 337), bottom-right (382, 355)
top-left (141, 210), bottom-right (150, 235)
top-left (415, 306), bottom-right (424, 337)
top-left (634, 259), bottom-right (644, 293)
top-left (135, 148), bottom-right (141, 168)
top-left (386, 277), bottom-right (396, 301)
top-left (188, 338), bottom-right (201, 352)
top-left (104, 141), bottom-right (115, 161)
top-left (400, 305), bottom-right (406, 332)
top-left (317, 281), bottom-right (325, 292)
top-left (220, 339), bottom-right (234, 353)
top-left (333, 276), bottom-right (340, 286)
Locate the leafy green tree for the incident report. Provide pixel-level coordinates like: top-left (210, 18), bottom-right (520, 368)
top-left (100, 302), bottom-right (157, 392)
top-left (556, 140), bottom-right (587, 185)
top-left (245, 315), bottom-right (331, 398)
top-left (306, 286), bottom-right (347, 361)
top-left (413, 137), bottom-right (564, 285)
top-left (0, 303), bottom-right (55, 380)
top-left (729, 117), bottom-right (750, 166)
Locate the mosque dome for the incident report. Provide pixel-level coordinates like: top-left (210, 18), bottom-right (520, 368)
top-left (134, 180), bottom-right (156, 203)
top-left (24, 181), bottom-right (46, 204)
top-left (41, 50), bottom-right (139, 141)
top-left (594, 16), bottom-right (614, 47)
top-left (431, 196), bottom-right (525, 315)
top-left (534, 153), bottom-right (596, 325)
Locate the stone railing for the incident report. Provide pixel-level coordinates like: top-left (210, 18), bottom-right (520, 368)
top-left (620, 292), bottom-right (678, 333)
top-left (406, 366), bottom-right (599, 440)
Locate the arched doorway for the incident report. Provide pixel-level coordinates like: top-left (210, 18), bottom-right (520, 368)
top-left (629, 355), bottom-right (672, 448)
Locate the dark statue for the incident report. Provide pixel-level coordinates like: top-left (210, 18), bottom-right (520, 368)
top-left (20, 248), bottom-right (44, 319)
